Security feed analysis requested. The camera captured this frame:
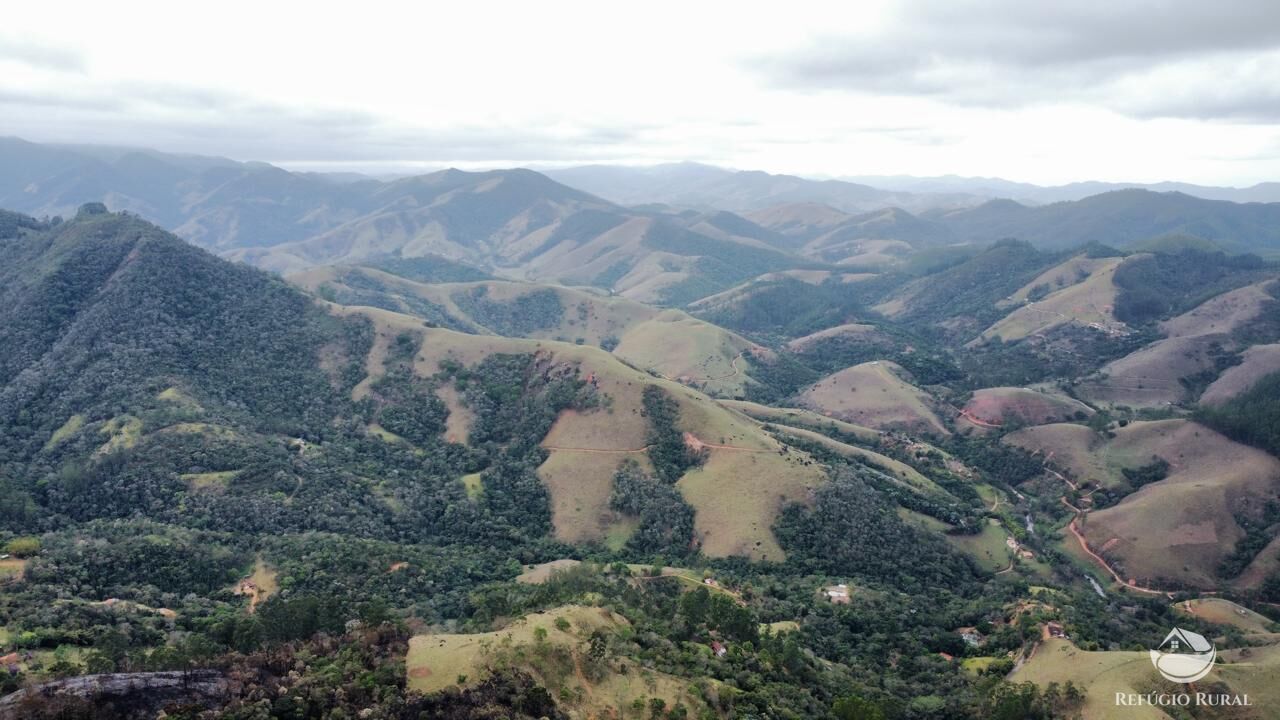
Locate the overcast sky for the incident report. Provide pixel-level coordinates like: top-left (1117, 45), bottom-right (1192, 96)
top-left (4, 0), bottom-right (1280, 185)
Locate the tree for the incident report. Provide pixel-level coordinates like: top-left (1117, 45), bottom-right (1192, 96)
top-left (833, 695), bottom-right (885, 720)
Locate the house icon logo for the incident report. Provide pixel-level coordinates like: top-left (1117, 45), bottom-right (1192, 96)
top-left (1150, 628), bottom-right (1216, 683)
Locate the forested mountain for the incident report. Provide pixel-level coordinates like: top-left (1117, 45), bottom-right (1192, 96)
top-left (544, 162), bottom-right (983, 214)
top-left (844, 173), bottom-right (1280, 205)
top-left (927, 189), bottom-right (1280, 252)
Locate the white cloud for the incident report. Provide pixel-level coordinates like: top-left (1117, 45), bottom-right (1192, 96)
top-left (2, 0), bottom-right (1279, 185)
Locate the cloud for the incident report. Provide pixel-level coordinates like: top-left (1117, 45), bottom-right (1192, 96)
top-left (749, 0), bottom-right (1280, 121)
top-left (0, 35), bottom-right (85, 71)
top-left (0, 78), bottom-right (653, 166)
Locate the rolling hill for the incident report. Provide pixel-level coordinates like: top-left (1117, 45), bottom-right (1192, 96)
top-left (795, 361), bottom-right (949, 436)
top-left (1007, 419), bottom-right (1280, 589)
top-left (288, 266), bottom-right (770, 397)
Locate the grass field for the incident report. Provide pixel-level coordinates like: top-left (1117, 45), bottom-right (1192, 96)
top-left (1201, 342), bottom-right (1280, 405)
top-left (946, 518), bottom-right (1013, 573)
top-left (1175, 598), bottom-right (1276, 634)
top-left (406, 604), bottom-right (715, 718)
top-left (1011, 419), bottom-right (1280, 589)
top-left (436, 383), bottom-right (474, 444)
top-left (977, 256), bottom-right (1124, 344)
top-left (367, 423), bottom-right (411, 445)
top-left (459, 473), bottom-right (484, 502)
top-left (962, 387), bottom-right (1093, 429)
top-left (1012, 638), bottom-right (1171, 720)
top-left (679, 443), bottom-right (825, 561)
top-left (1159, 281), bottom-right (1275, 339)
top-left (960, 656), bottom-right (1000, 675)
top-left (797, 361), bottom-right (949, 436)
top-left (44, 413), bottom-right (85, 451)
top-left (785, 323), bottom-right (880, 352)
top-left (299, 270), bottom-right (764, 396)
top-left (718, 400), bottom-right (880, 442)
top-left (233, 558), bottom-right (279, 613)
top-left (95, 415), bottom-right (143, 455)
top-left (761, 620), bottom-right (800, 634)
top-left (0, 558), bottom-right (26, 581)
top-left (515, 559), bottom-right (583, 584)
top-left (897, 507), bottom-right (955, 533)
top-left (325, 302), bottom-right (431, 401)
top-left (157, 386), bottom-right (204, 412)
top-left (1078, 280), bottom-right (1276, 409)
top-left (537, 450), bottom-right (638, 545)
top-left (1015, 636), bottom-right (1280, 720)
top-left (402, 321), bottom-right (825, 559)
top-left (1077, 333), bottom-right (1226, 408)
top-left (181, 470), bottom-right (239, 492)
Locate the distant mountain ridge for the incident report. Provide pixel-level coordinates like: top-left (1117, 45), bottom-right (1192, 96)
top-left (544, 162), bottom-right (984, 214)
top-left (7, 136), bottom-right (1280, 300)
top-left (843, 173), bottom-right (1280, 205)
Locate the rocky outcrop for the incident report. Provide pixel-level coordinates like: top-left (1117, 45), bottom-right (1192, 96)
top-left (0, 670), bottom-right (227, 719)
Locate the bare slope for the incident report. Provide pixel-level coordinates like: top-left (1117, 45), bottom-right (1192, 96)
top-left (976, 256), bottom-right (1127, 343)
top-left (1201, 343), bottom-right (1280, 405)
top-left (960, 387), bottom-right (1094, 429)
top-left (796, 361), bottom-right (949, 435)
top-left (1078, 281), bottom-right (1277, 407)
top-left (1008, 419), bottom-right (1280, 588)
top-left (293, 268), bottom-right (767, 396)
top-left (390, 321), bottom-right (826, 560)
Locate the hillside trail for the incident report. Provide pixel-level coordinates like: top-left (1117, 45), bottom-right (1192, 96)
top-left (1044, 454), bottom-right (1078, 490)
top-left (1064, 512), bottom-right (1171, 597)
top-left (957, 407), bottom-right (1003, 429)
top-left (682, 432), bottom-right (769, 453)
top-left (704, 351), bottom-right (746, 382)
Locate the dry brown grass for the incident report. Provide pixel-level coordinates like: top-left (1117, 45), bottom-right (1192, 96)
top-left (1201, 342), bottom-right (1280, 405)
top-left (796, 361), bottom-right (948, 435)
top-left (977, 256), bottom-right (1124, 344)
top-left (962, 387), bottom-right (1093, 428)
top-left (1010, 419), bottom-right (1280, 589)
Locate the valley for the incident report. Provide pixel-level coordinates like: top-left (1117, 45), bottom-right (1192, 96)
top-left (2, 148), bottom-right (1280, 720)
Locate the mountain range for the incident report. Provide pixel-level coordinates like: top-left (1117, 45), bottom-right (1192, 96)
top-left (6, 136), bottom-right (1280, 307)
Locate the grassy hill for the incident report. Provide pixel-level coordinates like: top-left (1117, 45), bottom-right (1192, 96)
top-left (289, 267), bottom-right (768, 397)
top-left (974, 255), bottom-right (1128, 344)
top-left (1007, 419), bottom-right (1280, 589)
top-left (1076, 279), bottom-right (1278, 408)
top-left (796, 361), bottom-right (950, 436)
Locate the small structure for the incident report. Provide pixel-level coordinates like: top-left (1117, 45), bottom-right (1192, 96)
top-left (1046, 622), bottom-right (1066, 639)
top-left (710, 641), bottom-right (727, 658)
top-left (824, 583), bottom-right (851, 605)
top-left (957, 627), bottom-right (985, 648)
top-left (702, 578), bottom-right (720, 588)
